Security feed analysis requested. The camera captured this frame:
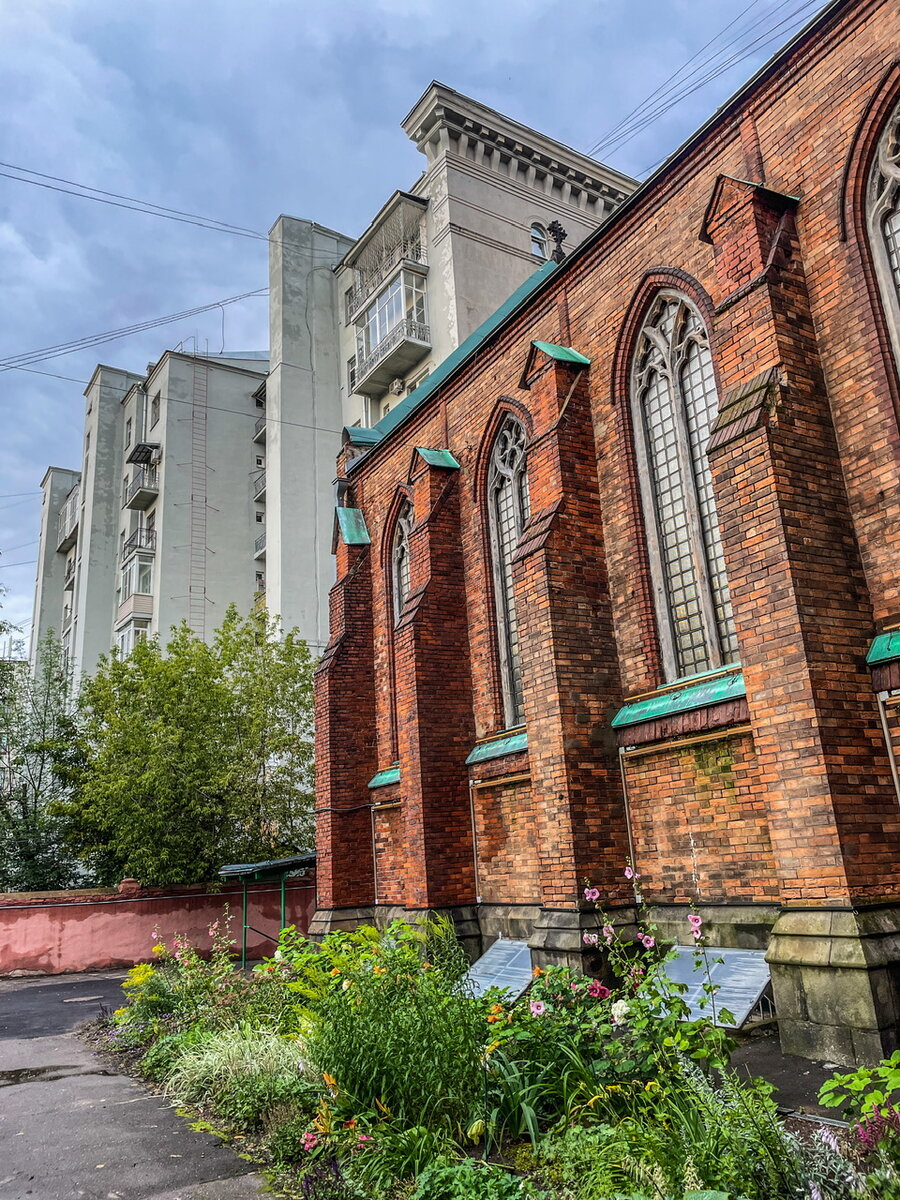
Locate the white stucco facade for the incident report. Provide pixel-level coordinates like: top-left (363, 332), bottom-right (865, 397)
top-left (31, 82), bottom-right (634, 675)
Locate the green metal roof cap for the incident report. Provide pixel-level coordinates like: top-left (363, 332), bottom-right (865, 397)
top-left (344, 426), bottom-right (382, 446)
top-left (347, 259), bottom-right (559, 472)
top-left (368, 765), bottom-right (400, 789)
top-left (867, 631), bottom-right (900, 666)
top-left (218, 852), bottom-right (316, 881)
top-left (415, 447), bottom-right (461, 469)
top-left (531, 340), bottom-right (591, 366)
top-left (336, 506), bottom-right (371, 546)
top-left (465, 729), bottom-right (528, 765)
top-left (611, 670), bottom-right (746, 729)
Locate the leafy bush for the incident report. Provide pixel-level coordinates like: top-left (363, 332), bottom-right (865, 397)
top-left (820, 1052), bottom-right (900, 1120)
top-left (164, 1024), bottom-right (314, 1129)
top-left (276, 918), bottom-right (486, 1134)
top-left (343, 1125), bottom-right (456, 1195)
top-left (411, 1158), bottom-right (546, 1199)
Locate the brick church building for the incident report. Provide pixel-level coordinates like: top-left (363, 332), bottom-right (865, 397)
top-left (312, 0), bottom-right (900, 1064)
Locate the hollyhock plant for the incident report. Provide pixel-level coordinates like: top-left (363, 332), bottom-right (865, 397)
top-left (582, 931), bottom-right (599, 946)
top-left (587, 979), bottom-right (610, 999)
top-left (530, 1000), bottom-right (546, 1017)
top-left (583, 886), bottom-right (600, 902)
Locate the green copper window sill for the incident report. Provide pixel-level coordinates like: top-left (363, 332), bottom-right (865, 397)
top-left (867, 632), bottom-right (900, 666)
top-left (611, 670), bottom-right (746, 729)
top-left (465, 729), bottom-right (528, 765)
top-left (367, 766), bottom-right (400, 789)
top-left (335, 507), bottom-right (371, 546)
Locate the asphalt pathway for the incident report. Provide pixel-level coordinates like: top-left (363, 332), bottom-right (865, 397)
top-left (0, 972), bottom-right (268, 1200)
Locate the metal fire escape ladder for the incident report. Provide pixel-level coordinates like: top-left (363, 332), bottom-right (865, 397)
top-left (188, 362), bottom-right (209, 637)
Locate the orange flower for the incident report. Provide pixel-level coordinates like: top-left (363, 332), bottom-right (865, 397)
top-left (487, 1014), bottom-right (499, 1023)
top-left (533, 966), bottom-right (544, 977)
top-left (372, 965), bottom-right (386, 975)
top-left (490, 1003), bottom-right (504, 1013)
top-left (422, 962), bottom-right (433, 970)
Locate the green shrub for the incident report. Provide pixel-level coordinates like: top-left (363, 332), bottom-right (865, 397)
top-left (164, 1025), bottom-right (313, 1129)
top-left (139, 1027), bottom-right (213, 1079)
top-left (820, 1051), bottom-right (900, 1120)
top-left (410, 1158), bottom-right (546, 1199)
top-left (277, 918), bottom-right (485, 1134)
top-left (343, 1125), bottom-right (456, 1195)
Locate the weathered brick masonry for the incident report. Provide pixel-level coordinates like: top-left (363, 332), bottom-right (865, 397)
top-left (313, 0), bottom-right (900, 1063)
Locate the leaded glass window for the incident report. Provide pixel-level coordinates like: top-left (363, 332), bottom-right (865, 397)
top-left (488, 415), bottom-right (530, 726)
top-left (867, 98), bottom-right (900, 371)
top-left (391, 501), bottom-right (413, 623)
top-left (631, 291), bottom-right (738, 680)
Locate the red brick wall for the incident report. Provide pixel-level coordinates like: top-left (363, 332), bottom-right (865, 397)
top-left (315, 0), bottom-right (900, 929)
top-left (373, 803), bottom-right (405, 905)
top-left (625, 734), bottom-right (779, 904)
top-left (473, 778), bottom-right (540, 905)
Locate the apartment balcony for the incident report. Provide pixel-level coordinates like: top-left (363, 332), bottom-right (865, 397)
top-left (63, 559), bottom-right (76, 591)
top-left (253, 415), bottom-right (266, 443)
top-left (126, 441), bottom-right (160, 466)
top-left (117, 592), bottom-right (154, 624)
top-left (123, 528), bottom-right (157, 557)
top-left (356, 319), bottom-right (431, 396)
top-left (56, 487), bottom-right (80, 552)
top-left (61, 605), bottom-right (73, 631)
top-left (252, 471), bottom-right (267, 501)
top-left (254, 531), bottom-right (266, 559)
top-left (346, 245), bottom-right (427, 321)
top-left (124, 468), bottom-right (159, 510)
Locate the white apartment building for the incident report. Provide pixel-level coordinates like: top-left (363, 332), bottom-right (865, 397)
top-left (32, 82), bottom-right (633, 677)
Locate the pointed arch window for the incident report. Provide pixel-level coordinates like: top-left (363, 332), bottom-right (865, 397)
top-left (488, 414), bottom-right (531, 726)
top-left (867, 97), bottom-right (900, 370)
top-left (391, 501), bottom-right (413, 623)
top-left (631, 291), bottom-right (738, 680)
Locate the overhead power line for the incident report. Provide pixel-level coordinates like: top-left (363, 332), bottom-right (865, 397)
top-left (586, 0), bottom-right (824, 162)
top-left (0, 288), bottom-right (269, 373)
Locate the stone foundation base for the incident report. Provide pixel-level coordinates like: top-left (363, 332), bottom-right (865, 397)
top-left (307, 905), bottom-right (482, 961)
top-left (767, 904), bottom-right (900, 1066)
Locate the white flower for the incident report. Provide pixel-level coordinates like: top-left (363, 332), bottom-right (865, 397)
top-left (611, 999), bottom-right (630, 1025)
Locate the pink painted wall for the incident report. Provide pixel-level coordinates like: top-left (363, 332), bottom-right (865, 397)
top-left (0, 877), bottom-right (317, 976)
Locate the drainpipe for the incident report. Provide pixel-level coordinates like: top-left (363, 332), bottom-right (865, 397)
top-left (617, 746), bottom-right (638, 875)
top-left (876, 691), bottom-right (900, 807)
top-left (468, 778), bottom-right (482, 905)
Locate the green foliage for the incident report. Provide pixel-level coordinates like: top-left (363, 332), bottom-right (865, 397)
top-left (819, 1051), bottom-right (900, 1120)
top-left (56, 605), bottom-right (315, 885)
top-left (0, 631), bottom-right (83, 891)
top-left (164, 1023), bottom-right (314, 1129)
top-left (345, 1126), bottom-right (457, 1195)
top-left (275, 918), bottom-right (485, 1135)
top-left (410, 1158), bottom-right (546, 1199)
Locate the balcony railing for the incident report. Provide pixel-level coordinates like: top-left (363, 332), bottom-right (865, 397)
top-left (254, 531), bottom-right (266, 558)
top-left (346, 241), bottom-right (426, 319)
top-left (356, 319), bottom-right (431, 395)
top-left (56, 487), bottom-right (80, 552)
top-left (124, 468), bottom-right (159, 510)
top-left (63, 559), bottom-right (76, 590)
top-left (123, 528), bottom-right (157, 557)
top-left (252, 471), bottom-right (267, 500)
top-left (253, 415), bottom-right (266, 442)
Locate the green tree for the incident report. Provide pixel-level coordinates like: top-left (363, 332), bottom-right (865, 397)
top-left (57, 606), bottom-right (315, 886)
top-left (0, 630), bottom-right (83, 891)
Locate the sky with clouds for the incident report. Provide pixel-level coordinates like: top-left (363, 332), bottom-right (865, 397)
top-left (0, 0), bottom-right (827, 643)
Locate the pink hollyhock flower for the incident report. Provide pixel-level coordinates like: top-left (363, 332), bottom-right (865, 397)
top-left (602, 923), bottom-right (615, 945)
top-left (583, 886), bottom-right (600, 902)
top-left (582, 931), bottom-right (599, 946)
top-left (301, 1132), bottom-right (320, 1152)
top-left (688, 913), bottom-right (703, 929)
top-left (692, 928), bottom-right (702, 940)
top-left (530, 1000), bottom-right (546, 1017)
top-left (640, 934), bottom-right (655, 949)
top-left (588, 979), bottom-right (611, 999)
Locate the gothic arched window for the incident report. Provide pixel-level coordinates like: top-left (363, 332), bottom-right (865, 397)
top-left (630, 291), bottom-right (738, 680)
top-left (391, 501), bottom-right (413, 623)
top-left (867, 98), bottom-right (900, 370)
top-left (488, 415), bottom-right (531, 726)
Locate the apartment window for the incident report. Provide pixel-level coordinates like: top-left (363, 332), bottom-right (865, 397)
top-left (358, 270), bottom-right (428, 361)
top-left (255, 455), bottom-right (264, 468)
top-left (407, 370), bottom-right (430, 394)
top-left (344, 287), bottom-right (354, 323)
top-left (488, 414), bottom-right (531, 727)
top-left (150, 392), bottom-right (160, 429)
top-left (868, 96), bottom-right (900, 372)
top-left (630, 291), bottom-right (738, 680)
top-left (255, 395), bottom-right (265, 409)
top-left (122, 475), bottom-right (129, 502)
top-left (120, 553), bottom-right (153, 601)
top-left (391, 501), bottom-right (414, 624)
top-left (348, 357), bottom-right (357, 394)
top-left (145, 509), bottom-right (156, 547)
top-left (255, 571), bottom-right (265, 592)
top-left (530, 223), bottom-right (548, 259)
top-left (255, 510), bottom-right (264, 524)
top-left (124, 417), bottom-right (133, 449)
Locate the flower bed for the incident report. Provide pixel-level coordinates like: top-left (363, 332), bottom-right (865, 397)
top-left (85, 890), bottom-right (899, 1200)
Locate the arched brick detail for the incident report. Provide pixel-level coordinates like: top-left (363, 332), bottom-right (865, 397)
top-left (379, 485), bottom-right (414, 760)
top-left (838, 59), bottom-right (900, 426)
